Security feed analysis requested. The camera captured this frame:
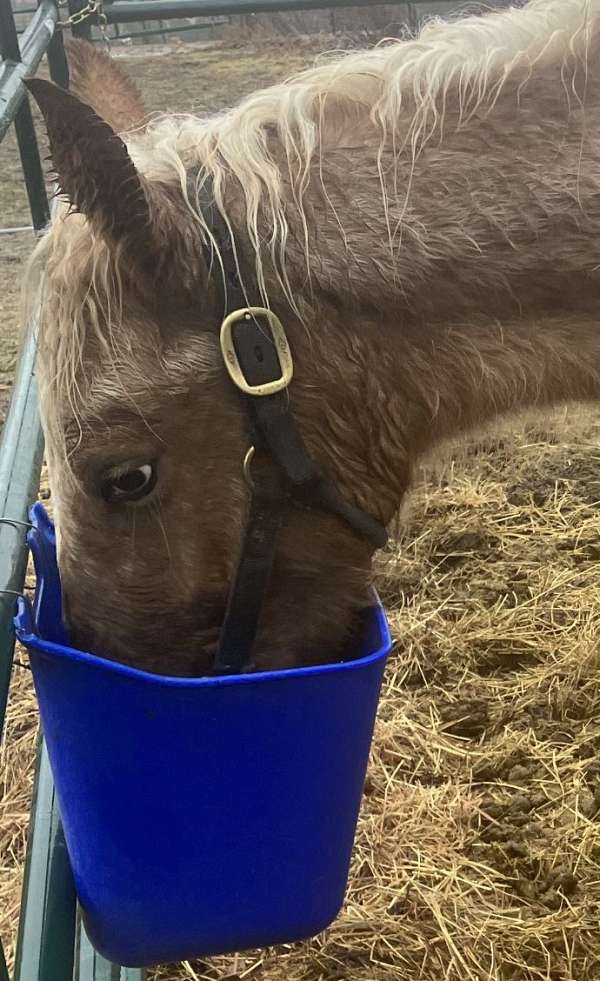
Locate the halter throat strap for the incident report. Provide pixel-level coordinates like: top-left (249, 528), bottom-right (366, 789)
top-left (196, 178), bottom-right (388, 674)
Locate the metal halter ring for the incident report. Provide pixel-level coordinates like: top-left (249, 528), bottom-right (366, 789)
top-left (243, 446), bottom-right (256, 490)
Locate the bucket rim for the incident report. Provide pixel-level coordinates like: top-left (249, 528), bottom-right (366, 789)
top-left (16, 596), bottom-right (392, 689)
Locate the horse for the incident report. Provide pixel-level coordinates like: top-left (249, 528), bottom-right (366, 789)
top-left (24, 0), bottom-right (600, 676)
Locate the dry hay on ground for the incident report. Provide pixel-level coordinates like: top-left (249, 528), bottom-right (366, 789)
top-left (4, 409), bottom-right (600, 979)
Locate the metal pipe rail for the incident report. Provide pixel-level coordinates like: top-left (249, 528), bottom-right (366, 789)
top-left (0, 0), bottom-right (68, 228)
top-left (71, 0), bottom-right (513, 45)
top-left (101, 0), bottom-right (511, 19)
top-left (104, 0), bottom-right (419, 22)
top-left (112, 17), bottom-right (227, 40)
top-left (0, 0), bottom-right (60, 141)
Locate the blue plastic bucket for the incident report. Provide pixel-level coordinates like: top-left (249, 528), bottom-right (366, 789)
top-left (15, 503), bottom-right (392, 968)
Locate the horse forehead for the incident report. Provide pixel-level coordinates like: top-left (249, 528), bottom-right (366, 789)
top-left (56, 356), bottom-right (226, 455)
top-left (57, 402), bottom-right (164, 456)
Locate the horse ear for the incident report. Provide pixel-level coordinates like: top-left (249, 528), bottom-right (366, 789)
top-left (25, 77), bottom-right (155, 255)
top-left (62, 37), bottom-right (146, 133)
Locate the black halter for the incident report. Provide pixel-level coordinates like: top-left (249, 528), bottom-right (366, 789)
top-left (197, 180), bottom-right (388, 675)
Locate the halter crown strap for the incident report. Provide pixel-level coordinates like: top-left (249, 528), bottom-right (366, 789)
top-left (195, 177), bottom-right (388, 674)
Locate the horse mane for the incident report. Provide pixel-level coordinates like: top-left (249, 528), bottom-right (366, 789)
top-left (26, 0), bottom-right (599, 445)
top-left (138, 0), bottom-right (598, 296)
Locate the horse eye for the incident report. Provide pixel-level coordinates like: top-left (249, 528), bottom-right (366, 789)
top-left (100, 463), bottom-right (157, 504)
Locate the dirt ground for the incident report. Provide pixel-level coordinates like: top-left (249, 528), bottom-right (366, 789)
top-left (2, 32), bottom-right (600, 981)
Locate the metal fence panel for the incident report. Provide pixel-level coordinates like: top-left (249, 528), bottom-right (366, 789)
top-left (13, 743), bottom-right (77, 981)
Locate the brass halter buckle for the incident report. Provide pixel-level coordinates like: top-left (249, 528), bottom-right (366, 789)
top-left (220, 307), bottom-right (294, 397)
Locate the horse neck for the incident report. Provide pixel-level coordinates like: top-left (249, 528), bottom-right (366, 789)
top-left (234, 64), bottom-right (600, 521)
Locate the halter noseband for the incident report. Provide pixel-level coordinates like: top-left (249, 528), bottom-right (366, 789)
top-left (197, 179), bottom-right (388, 675)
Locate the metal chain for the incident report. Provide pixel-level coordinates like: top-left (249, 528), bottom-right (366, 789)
top-left (97, 1), bottom-right (110, 49)
top-left (57, 0), bottom-right (99, 27)
top-left (57, 0), bottom-right (111, 50)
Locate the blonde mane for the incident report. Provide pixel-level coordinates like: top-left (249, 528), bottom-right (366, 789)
top-left (137, 0), bottom-right (598, 295)
top-left (27, 0), bottom-right (600, 440)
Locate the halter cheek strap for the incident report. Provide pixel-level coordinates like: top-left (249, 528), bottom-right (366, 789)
top-left (196, 178), bottom-right (388, 674)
